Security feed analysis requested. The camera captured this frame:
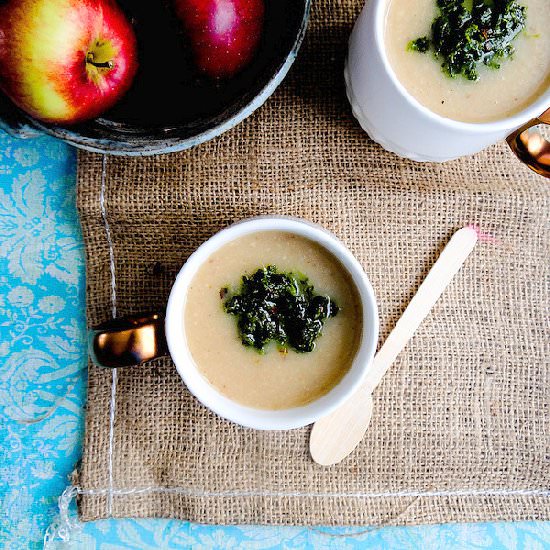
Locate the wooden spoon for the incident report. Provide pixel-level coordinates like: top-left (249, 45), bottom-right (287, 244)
top-left (310, 226), bottom-right (479, 466)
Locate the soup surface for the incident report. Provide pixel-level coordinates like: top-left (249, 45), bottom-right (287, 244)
top-left (385, 0), bottom-right (550, 122)
top-left (184, 231), bottom-right (362, 410)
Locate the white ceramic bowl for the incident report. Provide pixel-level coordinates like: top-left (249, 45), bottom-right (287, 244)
top-left (346, 0), bottom-right (550, 162)
top-left (165, 216), bottom-right (379, 430)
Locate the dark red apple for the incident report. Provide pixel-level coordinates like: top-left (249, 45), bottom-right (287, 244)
top-left (174, 0), bottom-right (264, 79)
top-left (0, 0), bottom-right (138, 125)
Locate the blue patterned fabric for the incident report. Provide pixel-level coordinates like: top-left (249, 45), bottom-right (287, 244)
top-left (0, 132), bottom-right (548, 549)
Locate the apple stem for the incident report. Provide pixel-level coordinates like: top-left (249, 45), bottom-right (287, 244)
top-left (86, 53), bottom-right (113, 69)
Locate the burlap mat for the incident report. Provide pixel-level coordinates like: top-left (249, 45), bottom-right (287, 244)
top-left (76, 0), bottom-right (550, 525)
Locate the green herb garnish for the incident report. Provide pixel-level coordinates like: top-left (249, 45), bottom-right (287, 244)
top-left (223, 266), bottom-right (339, 354)
top-left (408, 0), bottom-right (526, 81)
top-left (408, 36), bottom-right (431, 53)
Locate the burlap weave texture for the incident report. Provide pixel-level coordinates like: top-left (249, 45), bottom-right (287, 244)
top-left (76, 0), bottom-right (550, 525)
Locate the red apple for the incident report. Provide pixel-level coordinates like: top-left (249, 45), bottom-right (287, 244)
top-left (0, 0), bottom-right (138, 125)
top-left (174, 0), bottom-right (264, 79)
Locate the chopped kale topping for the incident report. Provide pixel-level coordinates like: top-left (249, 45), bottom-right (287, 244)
top-left (223, 266), bottom-right (339, 353)
top-left (408, 36), bottom-right (431, 53)
top-left (408, 0), bottom-right (526, 81)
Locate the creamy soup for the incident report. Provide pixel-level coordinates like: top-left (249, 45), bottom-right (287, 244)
top-left (184, 231), bottom-right (362, 410)
top-left (385, 0), bottom-right (550, 122)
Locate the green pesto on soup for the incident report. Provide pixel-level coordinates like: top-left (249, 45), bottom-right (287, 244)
top-left (184, 231), bottom-right (362, 410)
top-left (385, 0), bottom-right (550, 122)
top-left (408, 0), bottom-right (526, 81)
top-left (222, 265), bottom-right (339, 353)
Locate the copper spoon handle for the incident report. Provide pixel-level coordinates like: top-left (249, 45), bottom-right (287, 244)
top-left (507, 107), bottom-right (550, 178)
top-left (89, 313), bottom-right (167, 368)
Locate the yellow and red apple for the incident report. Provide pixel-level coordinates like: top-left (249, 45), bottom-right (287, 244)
top-left (0, 0), bottom-right (138, 125)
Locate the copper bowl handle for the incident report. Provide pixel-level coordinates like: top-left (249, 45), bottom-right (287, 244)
top-left (89, 313), bottom-right (168, 368)
top-left (506, 107), bottom-right (550, 178)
